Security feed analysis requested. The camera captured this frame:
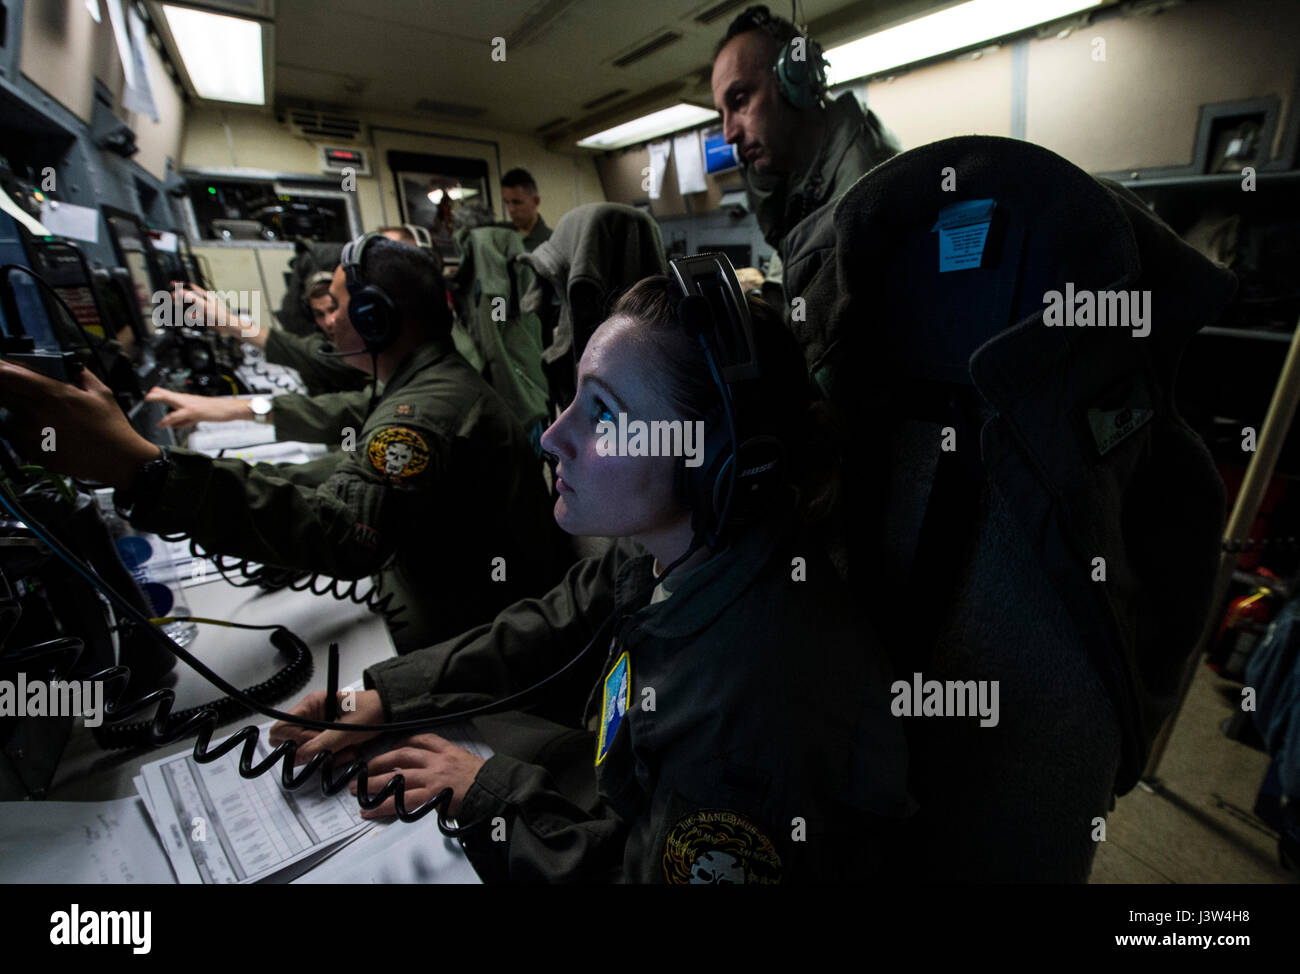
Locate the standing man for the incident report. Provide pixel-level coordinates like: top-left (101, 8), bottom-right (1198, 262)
top-left (500, 168), bottom-right (551, 252)
top-left (451, 169), bottom-right (554, 346)
top-left (711, 5), bottom-right (898, 294)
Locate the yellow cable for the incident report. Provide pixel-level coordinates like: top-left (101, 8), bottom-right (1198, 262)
top-left (150, 615), bottom-right (242, 628)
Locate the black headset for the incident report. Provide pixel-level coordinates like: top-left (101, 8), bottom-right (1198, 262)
top-left (669, 253), bottom-right (785, 547)
top-left (341, 232), bottom-right (399, 354)
top-left (735, 4), bottom-right (828, 111)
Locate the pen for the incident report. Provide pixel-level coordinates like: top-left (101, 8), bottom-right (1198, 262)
top-left (324, 642), bottom-right (339, 722)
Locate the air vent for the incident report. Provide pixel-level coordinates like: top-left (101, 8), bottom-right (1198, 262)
top-left (612, 31), bottom-right (682, 68)
top-left (285, 109), bottom-right (365, 142)
top-left (413, 98), bottom-right (487, 119)
top-left (535, 116), bottom-right (570, 133)
top-left (506, 0), bottom-right (581, 47)
top-left (581, 89), bottom-right (629, 111)
top-left (694, 0), bottom-right (750, 25)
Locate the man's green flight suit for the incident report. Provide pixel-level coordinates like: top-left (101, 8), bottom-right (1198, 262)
top-left (124, 336), bottom-right (559, 654)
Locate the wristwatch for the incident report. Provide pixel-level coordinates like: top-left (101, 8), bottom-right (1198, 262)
top-left (248, 396), bottom-right (273, 424)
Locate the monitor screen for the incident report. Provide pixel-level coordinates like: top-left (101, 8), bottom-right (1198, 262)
top-left (703, 128), bottom-right (739, 174)
top-left (105, 212), bottom-right (162, 337)
top-left (123, 252), bottom-right (157, 334)
top-left (0, 212), bottom-right (57, 350)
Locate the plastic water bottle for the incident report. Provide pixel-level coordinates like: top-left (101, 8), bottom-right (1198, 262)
top-left (94, 490), bottom-right (198, 647)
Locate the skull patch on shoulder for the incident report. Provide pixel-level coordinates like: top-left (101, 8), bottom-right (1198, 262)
top-left (367, 427), bottom-right (430, 483)
top-left (663, 809), bottom-right (782, 884)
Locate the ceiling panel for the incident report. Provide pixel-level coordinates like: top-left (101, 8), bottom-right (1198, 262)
top-left (269, 0), bottom-right (934, 137)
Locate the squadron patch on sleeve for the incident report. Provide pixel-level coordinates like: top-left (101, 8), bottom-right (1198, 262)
top-left (367, 427), bottom-right (430, 482)
top-left (662, 809), bottom-right (783, 884)
top-left (595, 651), bottom-right (630, 766)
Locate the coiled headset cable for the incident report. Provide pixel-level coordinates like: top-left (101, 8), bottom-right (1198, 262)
top-left (0, 476), bottom-right (695, 836)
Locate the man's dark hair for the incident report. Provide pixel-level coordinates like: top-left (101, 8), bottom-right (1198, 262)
top-left (501, 168), bottom-right (539, 195)
top-left (714, 4), bottom-right (798, 58)
top-left (359, 237), bottom-right (451, 338)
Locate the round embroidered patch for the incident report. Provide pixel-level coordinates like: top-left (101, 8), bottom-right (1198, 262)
top-left (367, 427), bottom-right (430, 481)
top-left (662, 809), bottom-right (783, 884)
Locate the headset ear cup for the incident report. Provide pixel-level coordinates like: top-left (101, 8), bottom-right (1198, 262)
top-left (776, 36), bottom-right (826, 110)
top-left (343, 232), bottom-right (400, 353)
top-left (678, 410), bottom-right (731, 534)
top-left (349, 284), bottom-right (397, 352)
top-left (729, 433), bottom-right (786, 523)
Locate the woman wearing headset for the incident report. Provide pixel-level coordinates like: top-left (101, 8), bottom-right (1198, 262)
top-left (272, 265), bottom-right (911, 883)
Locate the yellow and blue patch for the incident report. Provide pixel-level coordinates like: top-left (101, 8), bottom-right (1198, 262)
top-left (595, 651), bottom-right (630, 766)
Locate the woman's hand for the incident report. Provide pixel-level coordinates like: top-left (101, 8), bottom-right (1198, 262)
top-left (0, 360), bottom-right (160, 488)
top-left (145, 386), bottom-right (257, 429)
top-left (269, 688), bottom-right (385, 766)
top-left (350, 734), bottom-right (487, 819)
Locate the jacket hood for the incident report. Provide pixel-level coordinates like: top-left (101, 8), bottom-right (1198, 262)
top-left (517, 202), bottom-right (668, 365)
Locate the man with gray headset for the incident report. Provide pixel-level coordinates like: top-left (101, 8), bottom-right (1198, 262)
top-left (711, 4), bottom-right (898, 299)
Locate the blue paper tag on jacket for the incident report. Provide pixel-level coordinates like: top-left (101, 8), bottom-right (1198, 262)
top-left (596, 651), bottom-right (631, 766)
top-left (931, 199), bottom-right (996, 272)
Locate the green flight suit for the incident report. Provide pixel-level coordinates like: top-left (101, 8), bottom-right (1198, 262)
top-left (264, 326), bottom-right (372, 396)
top-left (125, 337), bottom-right (558, 654)
top-left (743, 92), bottom-right (898, 274)
top-left (363, 513), bottom-right (913, 882)
top-left (271, 388), bottom-right (373, 446)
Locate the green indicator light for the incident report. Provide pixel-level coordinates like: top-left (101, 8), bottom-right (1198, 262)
top-left (207, 186), bottom-right (217, 194)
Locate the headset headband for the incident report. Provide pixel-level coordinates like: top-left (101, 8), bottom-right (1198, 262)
top-left (668, 253), bottom-right (761, 384)
top-left (735, 4), bottom-right (826, 110)
top-left (342, 231), bottom-right (382, 284)
top-left (340, 232), bottom-right (399, 354)
top-left (668, 253), bottom-right (782, 547)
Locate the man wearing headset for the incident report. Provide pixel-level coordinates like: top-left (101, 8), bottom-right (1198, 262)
top-left (711, 5), bottom-right (898, 297)
top-left (0, 235), bottom-right (557, 655)
top-left (143, 227), bottom-right (432, 443)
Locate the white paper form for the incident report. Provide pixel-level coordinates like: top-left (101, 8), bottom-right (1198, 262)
top-left (293, 818), bottom-right (481, 884)
top-left (0, 797), bottom-right (176, 884)
top-left (40, 200), bottom-right (101, 244)
top-left (185, 418), bottom-right (279, 454)
top-left (673, 131), bottom-right (708, 195)
top-left (140, 727), bottom-right (371, 884)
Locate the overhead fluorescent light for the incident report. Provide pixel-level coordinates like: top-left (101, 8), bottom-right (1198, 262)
top-left (577, 103), bottom-right (719, 150)
top-left (824, 0), bottom-right (1104, 84)
top-left (162, 4), bottom-right (265, 105)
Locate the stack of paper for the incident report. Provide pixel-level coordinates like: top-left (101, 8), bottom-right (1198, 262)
top-left (133, 724), bottom-right (373, 883)
top-left (185, 419), bottom-right (279, 454)
top-left (0, 719), bottom-right (491, 884)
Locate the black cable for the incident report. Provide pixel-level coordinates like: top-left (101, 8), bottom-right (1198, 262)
top-left (90, 615), bottom-right (314, 750)
top-left (0, 469), bottom-right (697, 832)
top-left (181, 538), bottom-right (409, 635)
top-left (0, 481), bottom-right (458, 734)
top-left (368, 349), bottom-right (380, 413)
top-left (0, 264), bottom-right (116, 382)
top-left (698, 330), bottom-right (740, 548)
